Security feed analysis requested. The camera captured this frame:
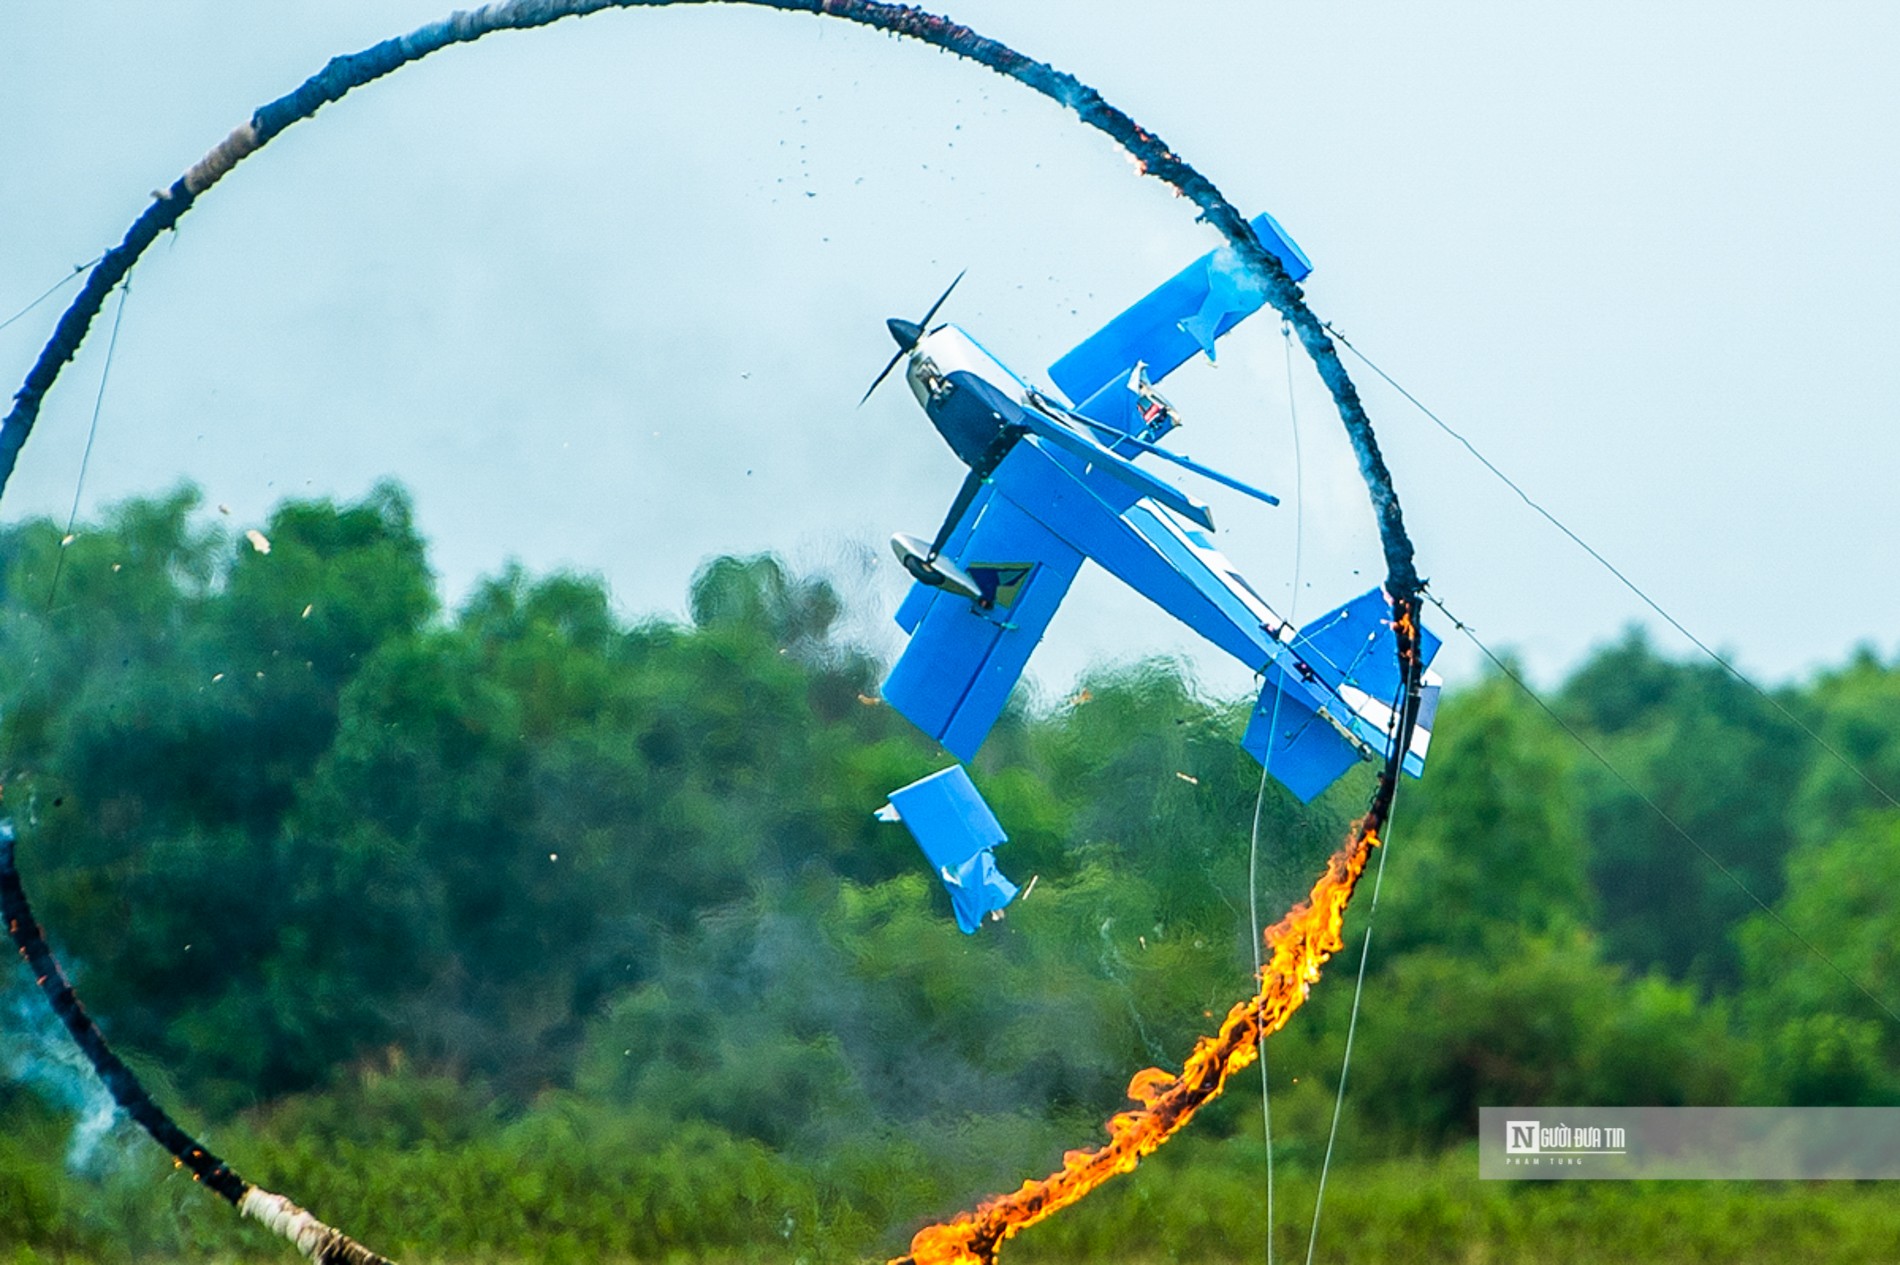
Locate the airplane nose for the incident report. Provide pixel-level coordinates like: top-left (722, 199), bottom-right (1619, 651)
top-left (887, 317), bottom-right (923, 351)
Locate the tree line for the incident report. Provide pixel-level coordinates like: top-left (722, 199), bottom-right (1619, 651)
top-left (2, 483), bottom-right (1897, 1260)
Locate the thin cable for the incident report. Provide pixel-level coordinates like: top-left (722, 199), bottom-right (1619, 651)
top-left (1425, 589), bottom-right (1900, 1030)
top-left (45, 271), bottom-right (133, 611)
top-left (0, 258), bottom-right (102, 337)
top-left (1327, 322), bottom-right (1900, 816)
top-left (1303, 692), bottom-right (1406, 1265)
top-left (1245, 767), bottom-right (1279, 1265)
top-left (1248, 319), bottom-right (1307, 1265)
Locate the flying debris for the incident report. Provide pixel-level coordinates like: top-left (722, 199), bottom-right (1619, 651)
top-left (877, 766), bottom-right (1017, 932)
top-left (869, 214), bottom-right (1442, 928)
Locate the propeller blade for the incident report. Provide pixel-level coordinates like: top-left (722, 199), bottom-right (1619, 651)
top-left (859, 345), bottom-right (909, 407)
top-left (916, 269), bottom-right (965, 331)
top-left (860, 271), bottom-right (965, 407)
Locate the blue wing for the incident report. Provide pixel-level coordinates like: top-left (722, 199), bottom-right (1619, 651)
top-left (882, 465), bottom-right (1086, 760)
top-left (883, 445), bottom-right (1444, 800)
top-left (1048, 210), bottom-right (1313, 421)
top-left (883, 438), bottom-right (1285, 758)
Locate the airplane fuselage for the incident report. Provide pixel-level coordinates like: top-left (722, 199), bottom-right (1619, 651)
top-left (904, 325), bottom-right (1034, 475)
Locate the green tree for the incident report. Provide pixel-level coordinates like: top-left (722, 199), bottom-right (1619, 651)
top-left (1794, 648), bottom-right (1900, 845)
top-left (1560, 628), bottom-right (1806, 986)
top-left (1378, 672), bottom-right (1593, 959)
top-left (1737, 811), bottom-right (1900, 1105)
top-left (0, 485), bottom-right (437, 1106)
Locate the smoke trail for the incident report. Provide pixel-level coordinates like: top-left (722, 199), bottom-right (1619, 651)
top-left (1, 820), bottom-right (397, 1265)
top-left (0, 822), bottom-right (244, 1202)
top-left (1, 3), bottom-right (1429, 1260)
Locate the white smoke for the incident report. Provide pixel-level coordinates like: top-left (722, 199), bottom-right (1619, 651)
top-left (2, 978), bottom-right (130, 1171)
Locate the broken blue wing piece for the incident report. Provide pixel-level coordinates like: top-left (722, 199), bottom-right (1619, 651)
top-left (877, 765), bottom-right (1019, 933)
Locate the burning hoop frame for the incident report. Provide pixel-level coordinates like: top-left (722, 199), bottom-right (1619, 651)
top-left (1, 5), bottom-right (1428, 1263)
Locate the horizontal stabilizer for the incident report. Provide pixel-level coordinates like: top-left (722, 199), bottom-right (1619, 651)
top-left (1049, 211), bottom-right (1313, 408)
top-left (1406, 678), bottom-right (1444, 780)
top-left (1242, 669), bottom-right (1364, 804)
top-left (877, 765), bottom-right (1018, 933)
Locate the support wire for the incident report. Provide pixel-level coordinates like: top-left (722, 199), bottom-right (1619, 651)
top-left (1327, 323), bottom-right (1900, 816)
top-left (1248, 318), bottom-right (1307, 1264)
top-left (45, 268), bottom-right (133, 611)
top-left (0, 258), bottom-right (102, 337)
top-left (1303, 691), bottom-right (1406, 1265)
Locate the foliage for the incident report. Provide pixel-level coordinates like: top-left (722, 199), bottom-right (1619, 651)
top-left (1736, 810), bottom-right (1900, 1106)
top-left (1557, 628), bottom-right (1808, 987)
top-left (1377, 675), bottom-right (1594, 960)
top-left (3, 486), bottom-right (1900, 1260)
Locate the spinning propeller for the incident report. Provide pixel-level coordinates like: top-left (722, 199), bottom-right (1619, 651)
top-left (859, 270), bottom-right (965, 406)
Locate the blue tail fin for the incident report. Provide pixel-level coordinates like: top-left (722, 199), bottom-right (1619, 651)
top-left (1242, 588), bottom-right (1443, 803)
top-left (1291, 587), bottom-right (1442, 699)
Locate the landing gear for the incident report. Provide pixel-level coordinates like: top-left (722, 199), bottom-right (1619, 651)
top-left (890, 465), bottom-right (990, 604)
top-left (891, 532), bottom-right (983, 603)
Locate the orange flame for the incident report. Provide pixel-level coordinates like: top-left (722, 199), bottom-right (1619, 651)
top-left (895, 818), bottom-right (1381, 1265)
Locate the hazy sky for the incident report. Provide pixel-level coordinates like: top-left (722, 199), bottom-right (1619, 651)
top-left (6, 2), bottom-right (1898, 698)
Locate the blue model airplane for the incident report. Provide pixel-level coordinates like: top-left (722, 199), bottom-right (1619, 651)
top-left (867, 214), bottom-right (1443, 930)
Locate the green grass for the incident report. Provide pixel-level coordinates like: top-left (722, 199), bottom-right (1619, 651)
top-left (8, 1117), bottom-right (1900, 1265)
top-left (1013, 1142), bottom-right (1900, 1265)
